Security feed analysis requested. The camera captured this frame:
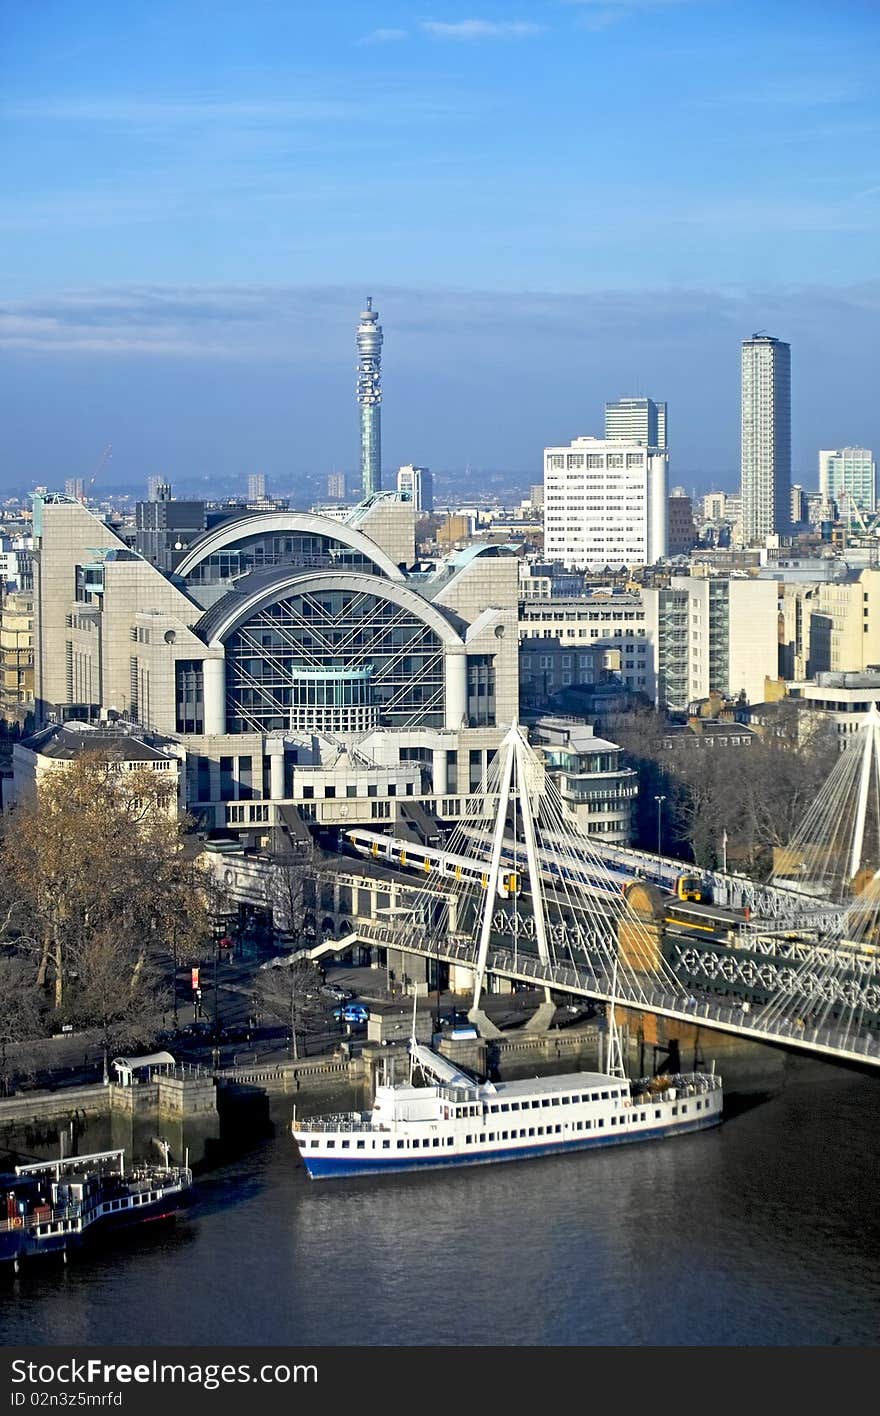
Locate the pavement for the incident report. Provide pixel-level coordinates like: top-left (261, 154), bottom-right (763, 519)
top-left (4, 952), bottom-right (596, 1095)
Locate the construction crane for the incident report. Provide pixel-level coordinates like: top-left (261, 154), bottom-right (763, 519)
top-left (840, 488), bottom-right (876, 533)
top-left (88, 443), bottom-right (112, 492)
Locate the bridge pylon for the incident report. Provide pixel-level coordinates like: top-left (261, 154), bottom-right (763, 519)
top-left (771, 705), bottom-right (880, 905)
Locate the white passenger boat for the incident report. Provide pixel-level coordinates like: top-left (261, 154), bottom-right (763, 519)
top-left (292, 1041), bottom-right (723, 1180)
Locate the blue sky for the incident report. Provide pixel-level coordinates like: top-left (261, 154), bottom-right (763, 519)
top-left (2, 0), bottom-right (879, 492)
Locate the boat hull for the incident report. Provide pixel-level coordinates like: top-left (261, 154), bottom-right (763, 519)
top-left (298, 1112), bottom-right (721, 1180)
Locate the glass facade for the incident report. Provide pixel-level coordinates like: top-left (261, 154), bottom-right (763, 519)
top-left (466, 654), bottom-right (496, 727)
top-left (658, 587), bottom-right (689, 711)
top-left (289, 666), bottom-right (378, 733)
top-left (175, 659), bottom-right (204, 734)
top-left (223, 586), bottom-right (446, 733)
top-left (184, 530), bottom-right (380, 585)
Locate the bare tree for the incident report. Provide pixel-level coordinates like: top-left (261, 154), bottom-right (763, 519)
top-left (255, 958), bottom-right (325, 1059)
top-left (0, 956), bottom-right (43, 1095)
top-left (63, 928), bottom-right (170, 1080)
top-left (0, 751), bottom-right (215, 1022)
top-left (615, 700), bottom-right (841, 878)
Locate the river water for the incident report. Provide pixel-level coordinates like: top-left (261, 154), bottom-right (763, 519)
top-left (1, 1048), bottom-right (879, 1347)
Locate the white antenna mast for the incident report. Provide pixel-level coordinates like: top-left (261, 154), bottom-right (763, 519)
top-left (606, 951), bottom-right (626, 1079)
top-left (408, 990), bottom-right (418, 1084)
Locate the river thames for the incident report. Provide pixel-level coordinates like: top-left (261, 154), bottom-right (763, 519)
top-left (1, 1048), bottom-right (879, 1347)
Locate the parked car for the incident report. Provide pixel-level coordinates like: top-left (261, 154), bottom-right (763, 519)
top-left (217, 1023), bottom-right (252, 1043)
top-left (332, 1002), bottom-right (369, 1025)
top-left (181, 1021), bottom-right (211, 1039)
top-left (438, 1009), bottom-right (470, 1028)
top-left (322, 984), bottom-right (354, 1001)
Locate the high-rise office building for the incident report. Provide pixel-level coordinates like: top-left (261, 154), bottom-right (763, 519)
top-left (544, 436), bottom-right (668, 569)
top-left (819, 448), bottom-right (876, 512)
top-left (248, 473), bottom-right (266, 503)
top-left (357, 297), bottom-right (383, 498)
top-left (147, 475), bottom-right (169, 502)
top-left (327, 472), bottom-right (347, 500)
top-left (667, 489), bottom-right (696, 556)
top-left (605, 397), bottom-right (667, 450)
top-left (396, 465), bottom-right (433, 513)
top-left (741, 334), bottom-right (791, 544)
top-left (64, 478), bottom-right (85, 501)
top-left (790, 484), bottom-right (808, 526)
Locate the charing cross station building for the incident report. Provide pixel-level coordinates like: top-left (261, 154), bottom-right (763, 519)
top-left (31, 492), bottom-right (520, 839)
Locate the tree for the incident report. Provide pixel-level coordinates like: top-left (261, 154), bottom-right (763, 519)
top-left (614, 699), bottom-right (841, 878)
top-left (255, 958), bottom-right (325, 1059)
top-left (63, 928), bottom-right (170, 1079)
top-left (0, 750), bottom-right (217, 1030)
top-left (0, 956), bottom-right (43, 1095)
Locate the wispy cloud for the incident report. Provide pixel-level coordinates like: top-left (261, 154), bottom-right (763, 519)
top-left (565, 0), bottom-right (698, 30)
top-left (420, 20), bottom-right (543, 40)
top-left (4, 281), bottom-right (880, 360)
top-left (357, 27), bottom-right (408, 45)
top-left (707, 78), bottom-right (865, 109)
top-left (1, 97), bottom-right (359, 126)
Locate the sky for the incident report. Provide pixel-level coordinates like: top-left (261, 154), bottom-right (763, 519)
top-left (1, 0), bottom-right (879, 495)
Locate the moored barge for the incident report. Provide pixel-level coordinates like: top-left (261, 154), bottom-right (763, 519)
top-left (0, 1147), bottom-right (192, 1272)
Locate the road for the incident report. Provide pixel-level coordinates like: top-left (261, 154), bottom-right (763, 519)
top-left (4, 951), bottom-right (596, 1094)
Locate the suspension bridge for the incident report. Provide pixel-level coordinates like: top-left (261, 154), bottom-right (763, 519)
top-left (309, 714), bottom-right (880, 1071)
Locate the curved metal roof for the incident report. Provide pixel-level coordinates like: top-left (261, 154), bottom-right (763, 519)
top-left (174, 510), bottom-right (405, 582)
top-left (196, 568), bottom-right (467, 648)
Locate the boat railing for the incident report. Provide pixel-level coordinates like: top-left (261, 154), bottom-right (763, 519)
top-left (631, 1073), bottom-right (722, 1100)
top-left (436, 1083), bottom-right (480, 1104)
top-left (0, 1208), bottom-right (83, 1234)
top-left (292, 1113), bottom-right (371, 1134)
top-left (0, 1165), bottom-right (192, 1234)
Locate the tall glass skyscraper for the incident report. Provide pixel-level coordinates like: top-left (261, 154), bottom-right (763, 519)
top-left (741, 334), bottom-right (791, 544)
top-left (357, 298), bottom-right (383, 498)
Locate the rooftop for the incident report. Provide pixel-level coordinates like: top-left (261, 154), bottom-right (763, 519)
top-left (20, 723), bottom-right (173, 762)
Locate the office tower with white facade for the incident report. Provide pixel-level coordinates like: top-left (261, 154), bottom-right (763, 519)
top-left (396, 465), bottom-right (433, 513)
top-left (819, 448), bottom-right (876, 512)
top-left (357, 297), bottom-right (383, 499)
top-left (544, 436), bottom-right (668, 569)
top-left (248, 473), bottom-right (266, 503)
top-left (605, 396), bottom-right (667, 450)
top-left (741, 334), bottom-right (791, 544)
top-left (327, 472), bottom-right (347, 500)
top-left (64, 479), bottom-right (85, 501)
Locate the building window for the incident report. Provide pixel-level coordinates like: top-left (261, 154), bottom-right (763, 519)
top-left (175, 660), bottom-right (204, 735)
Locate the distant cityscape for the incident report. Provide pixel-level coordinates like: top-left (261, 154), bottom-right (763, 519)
top-left (0, 305), bottom-right (875, 778)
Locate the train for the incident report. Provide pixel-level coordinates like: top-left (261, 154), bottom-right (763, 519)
top-left (675, 873), bottom-right (710, 903)
top-left (342, 827), bottom-right (747, 939)
top-left (342, 827), bottom-right (522, 898)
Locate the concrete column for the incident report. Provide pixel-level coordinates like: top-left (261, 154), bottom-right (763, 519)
top-left (649, 451), bottom-right (668, 563)
top-left (267, 739), bottom-right (285, 801)
top-left (203, 655), bottom-right (226, 736)
top-left (431, 748), bottom-right (448, 796)
top-left (444, 646), bottom-right (467, 729)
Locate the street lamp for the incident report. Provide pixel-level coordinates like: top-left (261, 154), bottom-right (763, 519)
top-left (210, 908), bottom-right (234, 1039)
top-left (655, 794), bottom-right (666, 860)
